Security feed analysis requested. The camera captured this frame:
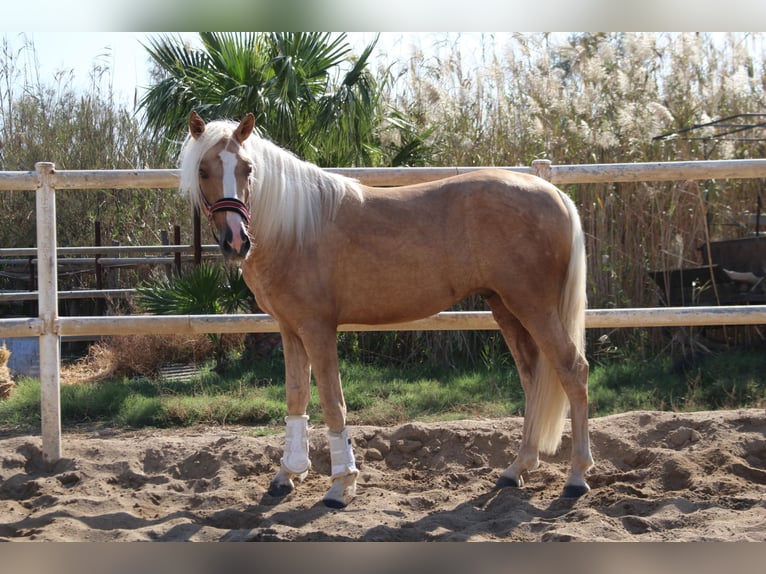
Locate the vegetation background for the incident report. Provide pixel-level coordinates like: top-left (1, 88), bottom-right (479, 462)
top-left (0, 32), bottom-right (764, 428)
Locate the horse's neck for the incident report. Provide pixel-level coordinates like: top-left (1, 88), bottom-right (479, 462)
top-left (247, 138), bottom-right (332, 248)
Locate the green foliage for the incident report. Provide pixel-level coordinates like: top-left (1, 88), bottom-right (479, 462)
top-left (587, 348), bottom-right (766, 414)
top-left (0, 376), bottom-right (42, 428)
top-left (134, 263), bottom-right (254, 368)
top-left (140, 32), bottom-right (389, 167)
top-left (2, 349), bottom-right (762, 431)
top-left (135, 262), bottom-right (252, 316)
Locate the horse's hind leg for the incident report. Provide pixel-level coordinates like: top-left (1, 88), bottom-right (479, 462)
top-left (486, 295), bottom-right (546, 488)
top-left (268, 327), bottom-right (313, 498)
top-left (488, 295), bottom-right (592, 497)
top-left (521, 310), bottom-right (594, 498)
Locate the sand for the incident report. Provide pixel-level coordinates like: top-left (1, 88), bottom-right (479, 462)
top-left (1, 408), bottom-right (764, 542)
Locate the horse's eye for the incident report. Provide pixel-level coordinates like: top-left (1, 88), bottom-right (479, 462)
top-left (199, 169), bottom-right (209, 180)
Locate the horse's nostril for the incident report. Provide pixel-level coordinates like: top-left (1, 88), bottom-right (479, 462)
top-left (239, 237), bottom-right (251, 258)
top-left (218, 227), bottom-right (250, 259)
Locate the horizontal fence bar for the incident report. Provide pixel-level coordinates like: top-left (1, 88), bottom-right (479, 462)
top-left (3, 158), bottom-right (766, 191)
top-left (0, 170), bottom-right (37, 191)
top-left (1, 256), bottom-right (204, 267)
top-left (584, 305), bottom-right (766, 328)
top-left (550, 159), bottom-right (766, 185)
top-left (54, 256), bottom-right (204, 266)
top-left (29, 305), bottom-right (763, 338)
top-left (0, 317), bottom-right (43, 337)
top-left (0, 245), bottom-right (220, 258)
top-left (333, 160), bottom-right (766, 185)
top-left (46, 169), bottom-right (179, 190)
top-left (0, 289), bottom-right (135, 302)
top-left (0, 255), bottom-right (215, 269)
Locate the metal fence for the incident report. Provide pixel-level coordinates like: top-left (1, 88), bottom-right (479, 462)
top-left (1, 158), bottom-right (766, 464)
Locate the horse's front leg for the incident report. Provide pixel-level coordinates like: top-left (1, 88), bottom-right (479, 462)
top-left (302, 324), bottom-right (358, 509)
top-left (268, 327), bottom-right (312, 498)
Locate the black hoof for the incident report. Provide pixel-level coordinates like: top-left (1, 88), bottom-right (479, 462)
top-left (323, 497), bottom-right (348, 509)
top-left (267, 482), bottom-right (294, 498)
top-left (561, 484), bottom-right (590, 498)
top-left (494, 475), bottom-right (520, 490)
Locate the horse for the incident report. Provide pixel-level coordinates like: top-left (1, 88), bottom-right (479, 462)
top-left (179, 111), bottom-right (594, 509)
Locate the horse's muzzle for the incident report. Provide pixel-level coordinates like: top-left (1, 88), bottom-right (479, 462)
top-left (220, 226), bottom-right (251, 260)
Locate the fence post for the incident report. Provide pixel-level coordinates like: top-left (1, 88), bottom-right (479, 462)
top-left (531, 159), bottom-right (553, 181)
top-left (94, 221), bottom-right (103, 290)
top-left (173, 225), bottom-right (182, 274)
top-left (94, 221), bottom-right (104, 315)
top-left (35, 162), bottom-right (61, 466)
top-left (193, 208), bottom-right (202, 266)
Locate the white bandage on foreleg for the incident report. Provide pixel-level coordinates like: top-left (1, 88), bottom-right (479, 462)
top-left (328, 427), bottom-right (358, 480)
top-left (281, 415), bottom-right (311, 475)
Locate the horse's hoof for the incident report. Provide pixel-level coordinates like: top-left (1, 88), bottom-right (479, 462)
top-left (267, 481), bottom-right (294, 498)
top-left (562, 483), bottom-right (590, 498)
top-left (494, 475), bottom-right (521, 490)
top-left (322, 476), bottom-right (356, 509)
top-left (322, 496), bottom-right (348, 509)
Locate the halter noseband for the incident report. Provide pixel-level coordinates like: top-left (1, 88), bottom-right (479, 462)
top-left (200, 196), bottom-right (251, 244)
top-left (203, 197), bottom-right (251, 223)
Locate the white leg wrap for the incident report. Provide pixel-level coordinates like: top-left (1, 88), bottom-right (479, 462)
top-left (281, 415), bottom-right (311, 476)
top-left (328, 427), bottom-right (358, 481)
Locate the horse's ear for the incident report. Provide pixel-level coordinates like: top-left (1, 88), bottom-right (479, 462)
top-left (189, 111), bottom-right (206, 139)
top-left (234, 113), bottom-right (255, 144)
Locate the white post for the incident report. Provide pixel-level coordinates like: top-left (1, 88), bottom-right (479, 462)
top-left (35, 162), bottom-right (61, 466)
top-left (531, 159), bottom-right (553, 181)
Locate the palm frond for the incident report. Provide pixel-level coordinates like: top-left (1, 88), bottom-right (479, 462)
top-left (138, 32), bottom-right (385, 165)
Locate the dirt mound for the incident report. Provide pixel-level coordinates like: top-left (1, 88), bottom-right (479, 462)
top-left (1, 408), bottom-right (764, 541)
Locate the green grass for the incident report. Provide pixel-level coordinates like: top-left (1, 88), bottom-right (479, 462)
top-left (1, 348), bottom-right (763, 432)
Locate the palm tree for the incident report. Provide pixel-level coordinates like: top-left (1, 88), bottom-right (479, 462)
top-left (139, 32), bottom-right (383, 167)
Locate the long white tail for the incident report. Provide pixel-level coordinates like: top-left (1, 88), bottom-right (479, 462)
top-left (524, 189), bottom-right (587, 455)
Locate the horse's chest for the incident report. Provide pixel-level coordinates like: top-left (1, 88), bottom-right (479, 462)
top-left (241, 260), bottom-right (276, 315)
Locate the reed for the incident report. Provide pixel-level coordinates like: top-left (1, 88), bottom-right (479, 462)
top-left (377, 32), bottom-right (766, 356)
top-left (0, 35), bottom-right (184, 293)
top-left (2, 33), bottom-right (765, 366)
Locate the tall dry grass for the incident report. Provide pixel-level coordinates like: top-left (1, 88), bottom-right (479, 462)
top-left (376, 32), bottom-right (766, 354)
top-left (61, 333), bottom-right (216, 384)
top-left (0, 35), bottom-right (184, 294)
top-left (3, 33), bottom-right (765, 367)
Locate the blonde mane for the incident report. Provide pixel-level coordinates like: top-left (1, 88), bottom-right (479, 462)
top-left (179, 120), bottom-right (364, 248)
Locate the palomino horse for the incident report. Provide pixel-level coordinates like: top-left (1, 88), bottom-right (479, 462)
top-left (179, 111), bottom-right (594, 508)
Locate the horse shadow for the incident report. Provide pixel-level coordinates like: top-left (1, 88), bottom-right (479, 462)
top-left (243, 485), bottom-right (583, 542)
top-left (360, 487), bottom-right (581, 542)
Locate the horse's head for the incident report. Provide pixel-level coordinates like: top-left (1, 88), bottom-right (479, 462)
top-left (188, 111), bottom-right (254, 260)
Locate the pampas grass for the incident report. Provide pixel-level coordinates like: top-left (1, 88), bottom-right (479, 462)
top-left (379, 32), bottom-right (766, 355)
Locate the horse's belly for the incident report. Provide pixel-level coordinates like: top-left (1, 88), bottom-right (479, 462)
top-left (336, 279), bottom-right (472, 326)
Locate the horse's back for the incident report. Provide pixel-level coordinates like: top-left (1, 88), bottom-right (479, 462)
top-left (365, 168), bottom-right (570, 223)
top-left (359, 168), bottom-right (575, 265)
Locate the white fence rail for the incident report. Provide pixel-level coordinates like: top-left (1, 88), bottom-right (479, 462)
top-left (2, 158), bottom-right (766, 465)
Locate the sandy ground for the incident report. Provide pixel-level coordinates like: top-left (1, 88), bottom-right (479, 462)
top-left (1, 408), bottom-right (765, 542)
